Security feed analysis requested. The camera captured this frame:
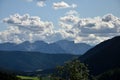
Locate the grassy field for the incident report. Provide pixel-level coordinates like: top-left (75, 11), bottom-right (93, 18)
top-left (17, 76), bottom-right (40, 80)
top-left (17, 75), bottom-right (50, 80)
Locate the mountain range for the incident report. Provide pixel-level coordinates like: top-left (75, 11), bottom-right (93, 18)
top-left (0, 40), bottom-right (92, 55)
top-left (30, 36), bottom-right (120, 76)
top-left (0, 36), bottom-right (120, 76)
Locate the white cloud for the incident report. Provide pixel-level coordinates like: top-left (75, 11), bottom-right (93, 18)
top-left (59, 10), bottom-right (80, 29)
top-left (66, 10), bottom-right (79, 16)
top-left (102, 14), bottom-right (118, 22)
top-left (37, 1), bottom-right (46, 7)
top-left (25, 0), bottom-right (46, 7)
top-left (1, 13), bottom-right (120, 45)
top-left (76, 14), bottom-right (120, 34)
top-left (58, 13), bottom-right (120, 45)
top-left (59, 22), bottom-right (73, 29)
top-left (60, 14), bottom-right (80, 24)
top-left (53, 1), bottom-right (77, 10)
top-left (3, 14), bottom-right (54, 33)
top-left (2, 14), bottom-right (55, 43)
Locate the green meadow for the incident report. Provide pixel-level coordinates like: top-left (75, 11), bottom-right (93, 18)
top-left (17, 75), bottom-right (50, 80)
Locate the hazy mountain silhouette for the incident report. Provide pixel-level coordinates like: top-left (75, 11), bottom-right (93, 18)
top-left (55, 40), bottom-right (91, 55)
top-left (0, 40), bottom-right (92, 55)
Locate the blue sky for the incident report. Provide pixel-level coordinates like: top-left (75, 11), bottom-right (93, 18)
top-left (0, 0), bottom-right (120, 45)
top-left (0, 0), bottom-right (120, 30)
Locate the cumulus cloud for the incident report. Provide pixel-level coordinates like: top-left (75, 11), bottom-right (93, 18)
top-left (102, 14), bottom-right (118, 22)
top-left (2, 14), bottom-right (55, 43)
top-left (3, 14), bottom-right (54, 33)
top-left (53, 1), bottom-right (77, 10)
top-left (59, 13), bottom-right (120, 45)
top-left (59, 10), bottom-right (80, 29)
top-left (1, 13), bottom-right (120, 45)
top-left (60, 12), bottom-right (80, 24)
top-left (76, 14), bottom-right (120, 34)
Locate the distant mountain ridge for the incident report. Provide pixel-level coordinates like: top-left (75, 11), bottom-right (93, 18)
top-left (0, 51), bottom-right (78, 72)
top-left (79, 36), bottom-right (120, 75)
top-left (0, 40), bottom-right (92, 55)
top-left (55, 40), bottom-right (92, 55)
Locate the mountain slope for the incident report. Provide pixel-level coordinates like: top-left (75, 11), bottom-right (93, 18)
top-left (0, 51), bottom-right (78, 72)
top-left (79, 36), bottom-right (120, 75)
top-left (0, 40), bottom-right (92, 55)
top-left (55, 40), bottom-right (91, 55)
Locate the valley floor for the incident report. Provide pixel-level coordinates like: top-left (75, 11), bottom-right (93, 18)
top-left (17, 75), bottom-right (50, 80)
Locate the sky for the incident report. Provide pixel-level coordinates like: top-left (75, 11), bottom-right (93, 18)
top-left (0, 0), bottom-right (120, 45)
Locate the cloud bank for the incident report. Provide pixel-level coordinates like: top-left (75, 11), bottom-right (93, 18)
top-left (2, 14), bottom-right (55, 43)
top-left (59, 12), bottom-right (120, 44)
top-left (1, 13), bottom-right (120, 45)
